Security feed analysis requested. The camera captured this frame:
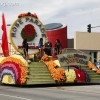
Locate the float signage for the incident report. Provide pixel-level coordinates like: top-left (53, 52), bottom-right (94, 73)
top-left (9, 13), bottom-right (46, 54)
top-left (57, 53), bottom-right (90, 66)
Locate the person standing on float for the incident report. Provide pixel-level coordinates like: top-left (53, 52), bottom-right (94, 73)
top-left (22, 38), bottom-right (28, 59)
top-left (54, 39), bottom-right (63, 55)
top-left (38, 38), bottom-right (43, 58)
top-left (44, 37), bottom-right (52, 56)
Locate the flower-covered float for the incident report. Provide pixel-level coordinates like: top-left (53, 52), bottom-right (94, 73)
top-left (0, 52), bottom-right (100, 85)
top-left (1, 12), bottom-right (100, 85)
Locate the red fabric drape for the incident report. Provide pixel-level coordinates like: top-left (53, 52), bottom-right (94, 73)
top-left (1, 13), bottom-right (9, 56)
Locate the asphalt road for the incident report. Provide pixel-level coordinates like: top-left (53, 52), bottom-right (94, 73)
top-left (0, 84), bottom-right (100, 100)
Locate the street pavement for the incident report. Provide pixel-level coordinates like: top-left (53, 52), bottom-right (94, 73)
top-left (0, 83), bottom-right (100, 100)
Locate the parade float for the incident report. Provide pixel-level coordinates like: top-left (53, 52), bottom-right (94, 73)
top-left (0, 12), bottom-right (100, 85)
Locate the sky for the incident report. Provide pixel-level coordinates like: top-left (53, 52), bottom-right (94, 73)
top-left (0, 0), bottom-right (100, 41)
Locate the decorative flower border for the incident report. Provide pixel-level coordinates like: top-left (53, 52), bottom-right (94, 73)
top-left (41, 55), bottom-right (66, 83)
top-left (0, 56), bottom-right (28, 84)
top-left (18, 12), bottom-right (38, 19)
top-left (88, 61), bottom-right (100, 73)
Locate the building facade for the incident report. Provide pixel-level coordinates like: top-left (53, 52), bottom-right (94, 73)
top-left (74, 31), bottom-right (100, 63)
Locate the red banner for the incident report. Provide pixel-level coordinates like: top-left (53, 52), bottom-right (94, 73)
top-left (1, 13), bottom-right (9, 56)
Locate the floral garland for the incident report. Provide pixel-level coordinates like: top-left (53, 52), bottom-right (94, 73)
top-left (18, 12), bottom-right (38, 19)
top-left (41, 55), bottom-right (66, 83)
top-left (88, 61), bottom-right (100, 74)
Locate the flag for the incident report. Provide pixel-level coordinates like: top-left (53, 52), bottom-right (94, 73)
top-left (1, 13), bottom-right (9, 56)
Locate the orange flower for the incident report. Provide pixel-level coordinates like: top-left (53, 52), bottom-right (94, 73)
top-left (41, 55), bottom-right (66, 83)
